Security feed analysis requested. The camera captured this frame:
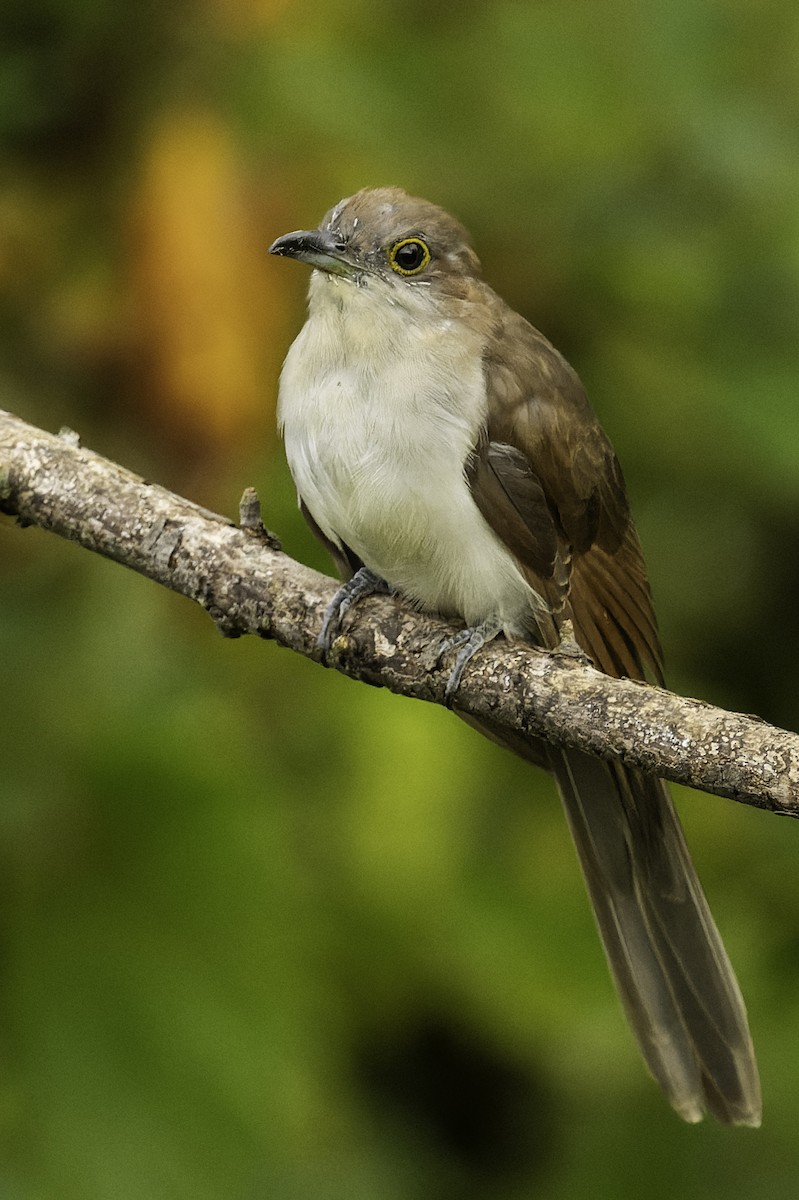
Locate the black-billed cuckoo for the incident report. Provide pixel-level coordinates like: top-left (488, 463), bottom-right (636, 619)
top-left (269, 187), bottom-right (760, 1126)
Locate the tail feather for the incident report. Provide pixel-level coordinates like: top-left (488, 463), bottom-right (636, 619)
top-left (553, 747), bottom-right (761, 1126)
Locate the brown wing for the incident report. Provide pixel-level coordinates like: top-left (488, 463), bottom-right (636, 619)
top-left (472, 299), bottom-right (759, 1125)
top-left (475, 302), bottom-right (663, 682)
top-left (465, 438), bottom-right (568, 639)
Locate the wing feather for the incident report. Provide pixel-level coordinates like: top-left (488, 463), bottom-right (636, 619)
top-left (469, 294), bottom-right (759, 1124)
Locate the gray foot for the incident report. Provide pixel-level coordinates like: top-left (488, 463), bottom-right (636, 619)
top-left (318, 567), bottom-right (391, 656)
top-left (437, 620), bottom-right (502, 705)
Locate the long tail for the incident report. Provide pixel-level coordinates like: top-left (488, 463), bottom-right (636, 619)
top-left (552, 747), bottom-right (761, 1125)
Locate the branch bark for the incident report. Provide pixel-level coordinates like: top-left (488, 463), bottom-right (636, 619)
top-left (1, 407), bottom-right (797, 815)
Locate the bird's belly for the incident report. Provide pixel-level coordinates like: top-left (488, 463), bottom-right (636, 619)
top-left (283, 384), bottom-right (540, 635)
top-left (278, 297), bottom-right (547, 635)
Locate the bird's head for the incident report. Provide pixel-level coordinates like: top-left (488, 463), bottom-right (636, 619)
top-left (269, 187), bottom-right (482, 301)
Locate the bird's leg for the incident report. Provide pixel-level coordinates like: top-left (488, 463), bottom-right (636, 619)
top-left (318, 567), bottom-right (392, 656)
top-left (437, 620), bottom-right (503, 705)
top-left (553, 617), bottom-right (591, 664)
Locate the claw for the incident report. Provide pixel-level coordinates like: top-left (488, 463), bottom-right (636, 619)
top-left (554, 617), bottom-right (591, 665)
top-left (437, 619), bottom-right (502, 705)
top-left (318, 567), bottom-right (391, 656)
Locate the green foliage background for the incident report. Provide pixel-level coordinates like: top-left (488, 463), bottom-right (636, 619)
top-left (2, 0), bottom-right (799, 1195)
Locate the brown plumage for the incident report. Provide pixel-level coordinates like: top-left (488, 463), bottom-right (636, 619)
top-left (271, 187), bottom-right (761, 1125)
top-left (468, 302), bottom-right (759, 1123)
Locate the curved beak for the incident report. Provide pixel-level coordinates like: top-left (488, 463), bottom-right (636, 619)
top-left (268, 229), bottom-right (354, 277)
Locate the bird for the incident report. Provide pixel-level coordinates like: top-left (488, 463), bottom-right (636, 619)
top-left (269, 186), bottom-right (761, 1125)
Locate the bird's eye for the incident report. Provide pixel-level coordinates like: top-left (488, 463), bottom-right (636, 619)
top-left (387, 237), bottom-right (431, 276)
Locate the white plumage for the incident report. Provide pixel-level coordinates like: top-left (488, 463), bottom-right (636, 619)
top-left (278, 270), bottom-right (544, 635)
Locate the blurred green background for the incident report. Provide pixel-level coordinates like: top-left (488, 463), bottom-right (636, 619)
top-left (2, 0), bottom-right (799, 1196)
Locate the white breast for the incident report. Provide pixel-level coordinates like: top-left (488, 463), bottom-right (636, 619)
top-left (277, 273), bottom-right (543, 637)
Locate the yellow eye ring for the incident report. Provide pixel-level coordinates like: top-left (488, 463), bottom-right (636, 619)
top-left (388, 237), bottom-right (431, 276)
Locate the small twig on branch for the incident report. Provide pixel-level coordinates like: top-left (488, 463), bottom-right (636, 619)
top-left (1, 406), bottom-right (797, 815)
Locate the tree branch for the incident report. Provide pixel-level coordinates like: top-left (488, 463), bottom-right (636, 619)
top-left (1, 407), bottom-right (796, 815)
